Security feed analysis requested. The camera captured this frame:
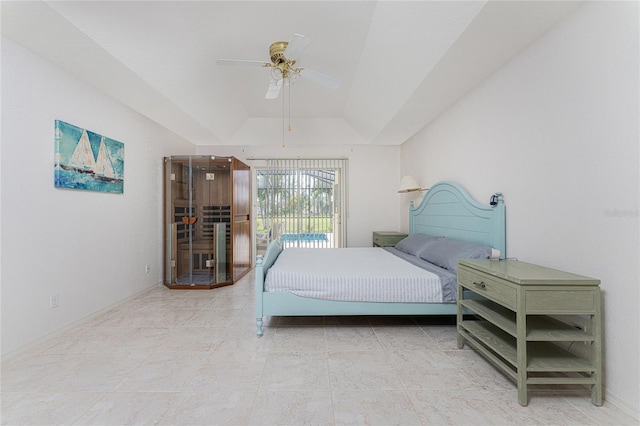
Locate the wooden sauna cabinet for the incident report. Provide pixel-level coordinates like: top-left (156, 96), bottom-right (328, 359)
top-left (163, 156), bottom-right (251, 289)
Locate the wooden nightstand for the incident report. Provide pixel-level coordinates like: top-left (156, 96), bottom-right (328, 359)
top-left (456, 259), bottom-right (602, 407)
top-left (372, 231), bottom-right (408, 247)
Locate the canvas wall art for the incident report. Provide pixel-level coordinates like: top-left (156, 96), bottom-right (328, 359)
top-left (54, 120), bottom-right (124, 193)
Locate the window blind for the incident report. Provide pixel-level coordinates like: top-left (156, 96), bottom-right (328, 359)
top-left (256, 158), bottom-right (348, 248)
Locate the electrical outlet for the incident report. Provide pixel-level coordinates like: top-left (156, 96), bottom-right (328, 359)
top-left (145, 264), bottom-right (151, 274)
top-left (50, 294), bottom-right (59, 309)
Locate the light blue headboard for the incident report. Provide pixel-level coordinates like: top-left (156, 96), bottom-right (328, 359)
top-left (409, 181), bottom-right (506, 259)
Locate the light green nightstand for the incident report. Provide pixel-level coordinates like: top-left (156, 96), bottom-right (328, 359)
top-left (372, 231), bottom-right (408, 247)
top-left (456, 259), bottom-right (602, 407)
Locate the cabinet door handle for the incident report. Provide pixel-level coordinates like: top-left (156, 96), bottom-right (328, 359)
top-left (473, 281), bottom-right (486, 289)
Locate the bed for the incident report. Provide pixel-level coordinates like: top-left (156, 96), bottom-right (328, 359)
top-left (254, 181), bottom-right (506, 336)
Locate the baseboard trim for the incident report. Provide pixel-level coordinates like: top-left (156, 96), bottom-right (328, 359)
top-left (0, 281), bottom-right (162, 362)
top-left (602, 385), bottom-right (640, 422)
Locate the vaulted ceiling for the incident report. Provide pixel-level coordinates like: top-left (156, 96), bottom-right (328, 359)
top-left (2, 1), bottom-right (580, 146)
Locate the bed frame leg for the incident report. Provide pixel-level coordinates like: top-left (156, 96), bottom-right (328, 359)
top-left (256, 318), bottom-right (263, 337)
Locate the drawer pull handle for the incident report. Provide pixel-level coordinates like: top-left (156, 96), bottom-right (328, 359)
top-left (473, 281), bottom-right (486, 289)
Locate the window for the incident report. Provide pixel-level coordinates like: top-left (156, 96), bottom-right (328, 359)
top-left (256, 158), bottom-right (348, 252)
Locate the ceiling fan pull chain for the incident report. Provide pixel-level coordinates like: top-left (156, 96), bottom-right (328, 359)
top-left (288, 79), bottom-right (292, 132)
top-left (282, 82), bottom-right (286, 147)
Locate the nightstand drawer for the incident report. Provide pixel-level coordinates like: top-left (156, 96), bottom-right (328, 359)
top-left (525, 289), bottom-right (598, 314)
top-left (458, 267), bottom-right (517, 309)
top-left (372, 231), bottom-right (407, 247)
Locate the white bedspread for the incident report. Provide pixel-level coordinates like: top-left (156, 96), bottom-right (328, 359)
top-left (264, 247), bottom-right (443, 303)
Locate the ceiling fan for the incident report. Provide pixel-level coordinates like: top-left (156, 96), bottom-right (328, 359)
top-left (217, 33), bottom-right (341, 99)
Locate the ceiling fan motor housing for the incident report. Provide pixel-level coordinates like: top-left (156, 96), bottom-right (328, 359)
top-left (270, 41), bottom-right (289, 64)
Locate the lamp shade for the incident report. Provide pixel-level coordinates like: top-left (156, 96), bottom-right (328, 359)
top-left (398, 175), bottom-right (422, 193)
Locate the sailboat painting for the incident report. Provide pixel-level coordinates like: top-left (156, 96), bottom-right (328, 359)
top-left (54, 120), bottom-right (124, 193)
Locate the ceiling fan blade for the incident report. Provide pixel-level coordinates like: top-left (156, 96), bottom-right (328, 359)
top-left (283, 33), bottom-right (311, 61)
top-left (216, 59), bottom-right (269, 67)
top-left (265, 78), bottom-right (283, 99)
top-left (299, 68), bottom-right (341, 90)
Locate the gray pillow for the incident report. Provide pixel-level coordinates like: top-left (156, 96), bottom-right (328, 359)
top-left (395, 234), bottom-right (440, 256)
top-left (419, 238), bottom-right (492, 272)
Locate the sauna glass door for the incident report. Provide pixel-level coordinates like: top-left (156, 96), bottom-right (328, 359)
top-left (164, 156), bottom-right (232, 287)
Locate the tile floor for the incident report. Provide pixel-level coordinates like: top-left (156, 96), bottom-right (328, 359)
top-left (1, 271), bottom-right (637, 425)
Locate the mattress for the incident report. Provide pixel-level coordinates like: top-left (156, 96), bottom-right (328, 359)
top-left (264, 247), bottom-right (453, 303)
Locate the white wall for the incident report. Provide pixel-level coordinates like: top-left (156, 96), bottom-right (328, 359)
top-left (0, 37), bottom-right (196, 356)
top-left (401, 1), bottom-right (639, 417)
top-left (195, 144), bottom-right (401, 247)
